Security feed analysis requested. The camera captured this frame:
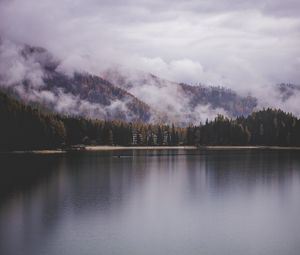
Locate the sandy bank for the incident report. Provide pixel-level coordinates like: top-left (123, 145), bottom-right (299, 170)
top-left (85, 146), bottom-right (197, 151)
top-left (198, 146), bottom-right (300, 150)
top-left (3, 145), bottom-right (300, 154)
top-left (8, 150), bottom-right (67, 154)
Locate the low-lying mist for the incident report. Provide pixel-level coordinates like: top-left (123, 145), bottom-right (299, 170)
top-left (0, 38), bottom-right (299, 125)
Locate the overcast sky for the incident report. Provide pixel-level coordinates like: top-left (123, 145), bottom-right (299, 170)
top-left (0, 0), bottom-right (299, 91)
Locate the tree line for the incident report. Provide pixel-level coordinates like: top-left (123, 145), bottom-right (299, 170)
top-left (1, 91), bottom-right (300, 151)
top-left (0, 92), bottom-right (184, 150)
top-left (187, 109), bottom-right (300, 146)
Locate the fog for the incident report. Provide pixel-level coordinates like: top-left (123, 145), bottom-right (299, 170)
top-left (0, 0), bottom-right (300, 121)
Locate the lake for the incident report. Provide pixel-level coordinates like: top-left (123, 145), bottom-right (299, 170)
top-left (1, 149), bottom-right (300, 255)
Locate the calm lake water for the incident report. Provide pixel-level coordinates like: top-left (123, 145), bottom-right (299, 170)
top-left (1, 149), bottom-right (300, 255)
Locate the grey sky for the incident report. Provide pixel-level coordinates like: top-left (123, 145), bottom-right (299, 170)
top-left (0, 0), bottom-right (299, 91)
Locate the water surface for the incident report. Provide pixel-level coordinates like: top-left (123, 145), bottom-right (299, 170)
top-left (1, 149), bottom-right (300, 255)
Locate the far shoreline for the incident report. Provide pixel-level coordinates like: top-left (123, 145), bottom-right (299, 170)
top-left (82, 145), bottom-right (300, 151)
top-left (85, 145), bottom-right (197, 151)
top-left (198, 146), bottom-right (300, 150)
top-left (2, 145), bottom-right (300, 154)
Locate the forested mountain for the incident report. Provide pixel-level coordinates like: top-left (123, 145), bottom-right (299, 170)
top-left (103, 69), bottom-right (258, 120)
top-left (1, 42), bottom-right (299, 125)
top-left (179, 83), bottom-right (257, 117)
top-left (1, 45), bottom-right (152, 122)
top-left (103, 70), bottom-right (300, 123)
top-left (43, 72), bottom-right (152, 121)
top-left (2, 42), bottom-right (260, 124)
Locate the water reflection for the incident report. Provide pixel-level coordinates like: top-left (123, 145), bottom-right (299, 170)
top-left (0, 150), bottom-right (300, 255)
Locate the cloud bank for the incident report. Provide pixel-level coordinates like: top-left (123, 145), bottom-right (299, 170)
top-left (0, 0), bottom-right (299, 89)
top-left (0, 0), bottom-right (300, 121)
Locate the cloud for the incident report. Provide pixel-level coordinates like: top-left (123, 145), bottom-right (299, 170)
top-left (0, 38), bottom-right (45, 87)
top-left (104, 68), bottom-right (231, 124)
top-left (136, 58), bottom-right (220, 85)
top-left (0, 0), bottom-right (299, 89)
top-left (0, 0), bottom-right (300, 120)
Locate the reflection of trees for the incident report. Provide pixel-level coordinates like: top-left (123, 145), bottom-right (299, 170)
top-left (0, 151), bottom-right (151, 255)
top-left (1, 150), bottom-right (300, 255)
top-left (0, 154), bottom-right (64, 255)
top-left (198, 150), bottom-right (300, 196)
top-left (0, 154), bottom-right (63, 203)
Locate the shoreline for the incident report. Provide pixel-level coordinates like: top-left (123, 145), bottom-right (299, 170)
top-left (198, 146), bottom-right (300, 150)
top-left (2, 145), bottom-right (300, 154)
top-left (85, 145), bottom-right (197, 151)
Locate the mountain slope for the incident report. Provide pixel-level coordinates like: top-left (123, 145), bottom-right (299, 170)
top-left (179, 83), bottom-right (257, 117)
top-left (43, 71), bottom-right (152, 121)
top-left (0, 43), bottom-right (153, 122)
top-left (1, 41), bottom-right (299, 125)
top-left (0, 91), bottom-right (66, 150)
top-left (103, 68), bottom-right (258, 123)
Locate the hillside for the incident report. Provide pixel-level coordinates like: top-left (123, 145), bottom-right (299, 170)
top-left (1, 42), bottom-right (299, 125)
top-left (179, 83), bottom-right (257, 117)
top-left (1, 44), bottom-right (153, 122)
top-left (103, 69), bottom-right (258, 121)
top-left (0, 91), bottom-right (66, 150)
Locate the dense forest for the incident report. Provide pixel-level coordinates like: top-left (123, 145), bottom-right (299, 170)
top-left (0, 91), bottom-right (184, 150)
top-left (1, 91), bottom-right (300, 151)
top-left (187, 109), bottom-right (300, 146)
